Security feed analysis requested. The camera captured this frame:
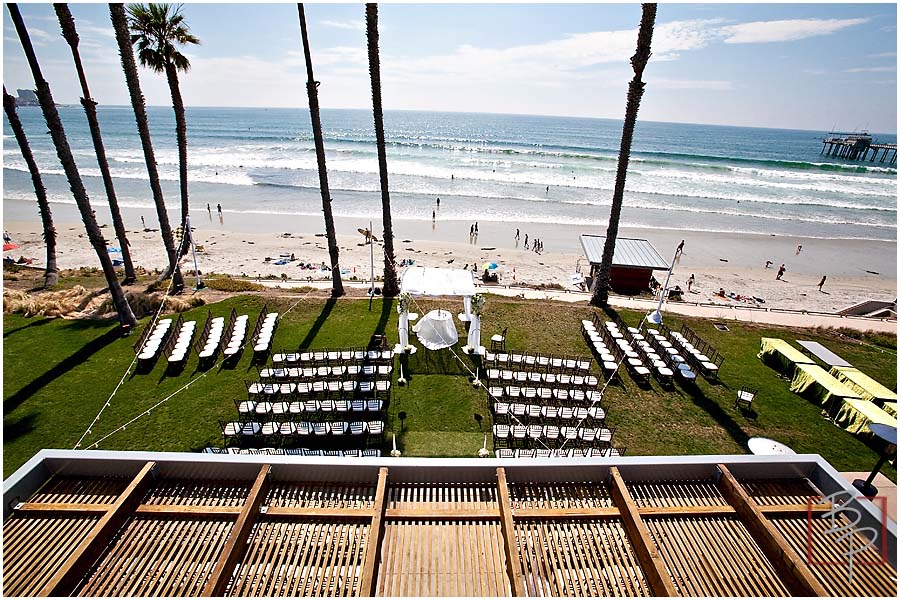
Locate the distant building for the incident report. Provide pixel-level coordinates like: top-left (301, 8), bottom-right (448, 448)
top-left (14, 88), bottom-right (38, 106)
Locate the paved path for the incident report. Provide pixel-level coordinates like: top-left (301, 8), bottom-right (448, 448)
top-left (242, 278), bottom-right (896, 334)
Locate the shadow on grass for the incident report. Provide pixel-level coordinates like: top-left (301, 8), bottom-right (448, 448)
top-left (3, 316), bottom-right (55, 338)
top-left (299, 297), bottom-right (337, 349)
top-left (679, 382), bottom-right (751, 450)
top-left (4, 326), bottom-right (122, 415)
top-left (373, 298), bottom-right (392, 337)
top-left (3, 412), bottom-right (37, 444)
top-left (407, 347), bottom-right (469, 376)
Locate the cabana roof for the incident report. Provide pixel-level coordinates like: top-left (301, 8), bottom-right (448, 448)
top-left (3, 450), bottom-right (896, 597)
top-left (580, 235), bottom-right (670, 270)
top-left (401, 266), bottom-right (476, 296)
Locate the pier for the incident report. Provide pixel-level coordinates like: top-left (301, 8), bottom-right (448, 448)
top-left (821, 132), bottom-right (896, 164)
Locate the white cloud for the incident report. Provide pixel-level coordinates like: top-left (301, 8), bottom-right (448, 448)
top-left (845, 65), bottom-right (897, 73)
top-left (868, 51), bottom-right (896, 58)
top-left (653, 78), bottom-right (734, 91)
top-left (720, 18), bottom-right (868, 44)
top-left (320, 19), bottom-right (365, 32)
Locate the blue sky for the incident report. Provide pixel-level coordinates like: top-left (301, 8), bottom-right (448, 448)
top-left (3, 2), bottom-right (897, 132)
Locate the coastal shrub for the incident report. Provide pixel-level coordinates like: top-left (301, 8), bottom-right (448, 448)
top-left (817, 326), bottom-right (897, 352)
top-left (3, 286), bottom-right (203, 319)
top-left (204, 277), bottom-right (265, 292)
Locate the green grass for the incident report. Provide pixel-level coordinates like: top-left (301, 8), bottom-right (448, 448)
top-left (3, 294), bottom-right (896, 481)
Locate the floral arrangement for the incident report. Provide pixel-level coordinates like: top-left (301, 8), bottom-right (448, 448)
top-left (471, 293), bottom-right (485, 317)
top-left (397, 292), bottom-right (412, 314)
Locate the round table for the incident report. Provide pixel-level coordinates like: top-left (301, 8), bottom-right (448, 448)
top-left (412, 309), bottom-right (459, 350)
top-left (853, 423), bottom-right (897, 497)
top-left (748, 437), bottom-right (796, 455)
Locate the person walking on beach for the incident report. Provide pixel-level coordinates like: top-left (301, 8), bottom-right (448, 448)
top-left (524, 234), bottom-right (529, 250)
top-left (687, 274), bottom-right (695, 292)
top-left (546, 185), bottom-right (549, 193)
top-left (432, 210), bottom-right (436, 222)
top-left (776, 264), bottom-right (786, 280)
top-left (217, 203), bottom-right (222, 215)
top-left (207, 203), bottom-right (210, 214)
top-left (765, 260), bottom-right (773, 269)
top-left (436, 197), bottom-right (440, 208)
top-left (676, 240), bottom-right (685, 255)
top-left (817, 275), bottom-right (827, 292)
top-left (796, 244), bottom-right (802, 255)
top-left (470, 224), bottom-right (474, 237)
top-left (474, 222), bottom-right (479, 235)
top-left (515, 228), bottom-right (520, 242)
top-left (141, 216), bottom-right (146, 229)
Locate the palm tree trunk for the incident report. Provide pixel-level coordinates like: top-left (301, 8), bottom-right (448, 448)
top-left (164, 62), bottom-right (190, 257)
top-left (9, 4), bottom-right (136, 328)
top-left (3, 86), bottom-right (59, 288)
top-left (365, 3), bottom-right (399, 297)
top-left (109, 2), bottom-right (183, 290)
top-left (55, 3), bottom-right (136, 284)
top-left (298, 3), bottom-right (344, 297)
top-left (591, 3), bottom-right (657, 308)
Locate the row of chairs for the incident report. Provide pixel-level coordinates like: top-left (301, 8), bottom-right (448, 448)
top-left (195, 312), bottom-right (226, 363)
top-left (493, 424), bottom-right (615, 449)
top-left (641, 325), bottom-right (698, 383)
top-left (495, 447), bottom-right (625, 458)
top-left (272, 348), bottom-right (394, 366)
top-left (250, 308), bottom-right (279, 355)
top-left (485, 369), bottom-right (599, 388)
top-left (135, 315), bottom-right (181, 363)
top-left (587, 316), bottom-right (651, 384)
top-left (492, 402), bottom-right (606, 427)
top-left (235, 398), bottom-right (384, 419)
top-left (203, 447), bottom-right (382, 457)
top-left (163, 319), bottom-right (196, 368)
top-left (258, 364), bottom-right (392, 381)
top-left (219, 419), bottom-right (385, 446)
top-left (222, 310), bottom-right (251, 360)
top-left (486, 385), bottom-right (603, 406)
top-left (246, 379), bottom-right (391, 400)
top-left (671, 325), bottom-right (723, 380)
top-left (482, 350), bottom-right (593, 374)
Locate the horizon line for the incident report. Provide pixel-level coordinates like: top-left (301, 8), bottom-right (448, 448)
top-left (31, 102), bottom-right (898, 137)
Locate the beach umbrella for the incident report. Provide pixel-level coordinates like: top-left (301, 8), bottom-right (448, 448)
top-left (481, 262), bottom-right (499, 271)
top-left (3, 243), bottom-right (19, 252)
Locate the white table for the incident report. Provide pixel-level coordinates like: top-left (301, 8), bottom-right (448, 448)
top-left (747, 437), bottom-right (796, 456)
top-left (412, 309), bottom-right (459, 350)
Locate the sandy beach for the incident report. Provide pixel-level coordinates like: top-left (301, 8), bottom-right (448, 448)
top-left (3, 196), bottom-right (896, 315)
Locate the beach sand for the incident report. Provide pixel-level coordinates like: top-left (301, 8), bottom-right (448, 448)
top-left (3, 197), bottom-right (896, 315)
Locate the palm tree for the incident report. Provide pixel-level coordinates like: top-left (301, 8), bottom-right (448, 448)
top-left (8, 4), bottom-right (136, 328)
top-left (298, 3), bottom-right (344, 297)
top-left (3, 86), bottom-right (58, 288)
top-left (591, 3), bottom-right (657, 308)
top-left (55, 3), bottom-right (136, 285)
top-left (110, 3), bottom-right (183, 290)
top-left (365, 3), bottom-right (399, 297)
top-left (126, 3), bottom-right (199, 257)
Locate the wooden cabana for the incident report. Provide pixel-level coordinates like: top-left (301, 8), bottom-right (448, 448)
top-left (580, 235), bottom-right (670, 294)
top-left (3, 450), bottom-right (896, 597)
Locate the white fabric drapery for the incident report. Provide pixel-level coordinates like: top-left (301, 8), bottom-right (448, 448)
top-left (398, 310), bottom-right (409, 349)
top-left (466, 314), bottom-right (482, 353)
top-left (412, 309), bottom-right (458, 350)
top-left (401, 267), bottom-right (476, 296)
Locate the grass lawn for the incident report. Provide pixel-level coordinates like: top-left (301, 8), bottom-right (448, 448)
top-left (3, 292), bottom-right (896, 481)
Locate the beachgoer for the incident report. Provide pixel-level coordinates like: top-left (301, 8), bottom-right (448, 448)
top-left (290, 253), bottom-right (295, 261)
top-left (817, 275), bottom-right (826, 291)
top-left (515, 228), bottom-right (520, 241)
top-left (207, 203), bottom-right (210, 213)
top-left (451, 174), bottom-right (454, 180)
top-left (436, 197), bottom-right (440, 208)
top-left (432, 210), bottom-right (435, 221)
top-left (765, 260), bottom-right (773, 269)
top-left (524, 234), bottom-right (529, 249)
top-left (776, 264), bottom-right (785, 280)
top-left (217, 203), bottom-right (222, 215)
top-left (3, 231), bottom-right (11, 243)
top-left (718, 287), bottom-right (725, 297)
top-left (687, 274), bottom-right (695, 292)
top-left (796, 244), bottom-right (802, 255)
top-left (546, 185), bottom-right (549, 193)
top-left (141, 216), bottom-right (146, 228)
top-left (676, 240), bottom-right (685, 255)
top-left (474, 222), bottom-right (479, 234)
top-left (470, 224), bottom-right (474, 236)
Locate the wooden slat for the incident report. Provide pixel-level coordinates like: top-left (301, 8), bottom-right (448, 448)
top-left (38, 461), bottom-right (157, 597)
top-left (716, 464), bottom-right (828, 597)
top-left (200, 464), bottom-right (271, 597)
top-left (496, 467), bottom-right (526, 597)
top-left (609, 467), bottom-right (678, 597)
top-left (359, 466), bottom-right (389, 597)
top-left (16, 502), bottom-right (112, 514)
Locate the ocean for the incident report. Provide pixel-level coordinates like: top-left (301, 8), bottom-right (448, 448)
top-left (3, 106), bottom-right (897, 241)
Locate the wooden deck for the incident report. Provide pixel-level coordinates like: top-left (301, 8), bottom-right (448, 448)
top-left (2, 459), bottom-right (896, 597)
